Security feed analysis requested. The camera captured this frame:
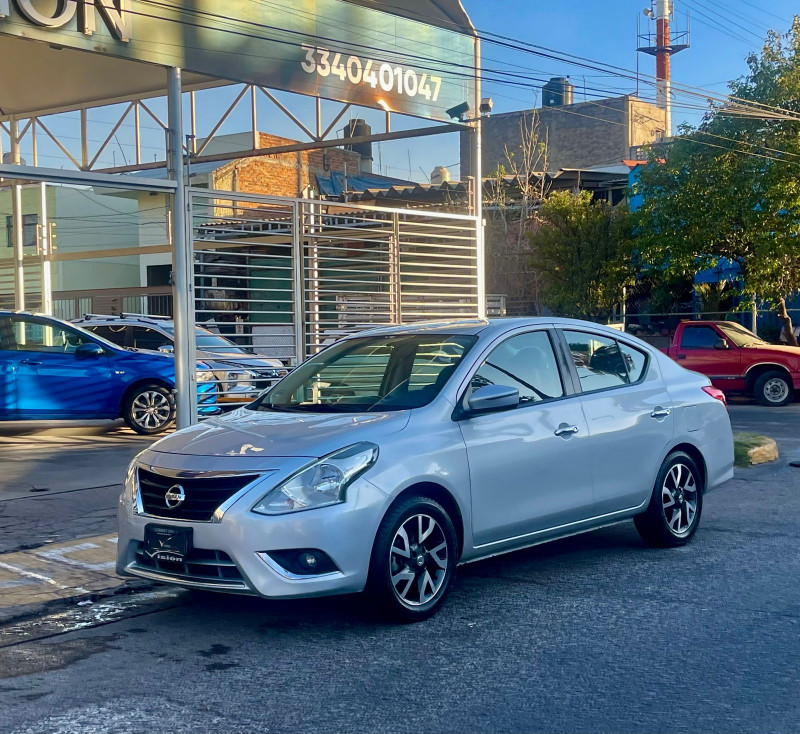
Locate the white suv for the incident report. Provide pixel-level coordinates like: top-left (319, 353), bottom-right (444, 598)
top-left (73, 314), bottom-right (287, 404)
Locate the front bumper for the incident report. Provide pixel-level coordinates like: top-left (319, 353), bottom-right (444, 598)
top-left (116, 474), bottom-right (388, 599)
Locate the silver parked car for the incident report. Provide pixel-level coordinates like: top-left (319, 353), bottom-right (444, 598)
top-left (118, 318), bottom-right (734, 621)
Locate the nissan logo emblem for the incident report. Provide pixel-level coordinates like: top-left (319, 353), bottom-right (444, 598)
top-left (164, 484), bottom-right (186, 509)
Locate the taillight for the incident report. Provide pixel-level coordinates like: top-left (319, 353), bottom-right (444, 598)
top-left (702, 385), bottom-right (727, 406)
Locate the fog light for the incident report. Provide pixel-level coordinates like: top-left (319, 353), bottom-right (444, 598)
top-left (262, 548), bottom-right (339, 576)
top-left (299, 552), bottom-right (317, 569)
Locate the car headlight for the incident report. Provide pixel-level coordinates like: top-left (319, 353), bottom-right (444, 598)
top-left (251, 442), bottom-right (379, 515)
top-left (222, 369), bottom-right (258, 391)
top-left (260, 367), bottom-right (289, 380)
top-left (196, 362), bottom-right (215, 383)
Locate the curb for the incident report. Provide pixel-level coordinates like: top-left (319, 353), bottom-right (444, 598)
top-left (733, 432), bottom-right (779, 467)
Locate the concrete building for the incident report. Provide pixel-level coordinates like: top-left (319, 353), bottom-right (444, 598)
top-left (461, 95), bottom-right (666, 177)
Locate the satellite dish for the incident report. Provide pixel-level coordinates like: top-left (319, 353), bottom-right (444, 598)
top-left (643, 7), bottom-right (654, 17)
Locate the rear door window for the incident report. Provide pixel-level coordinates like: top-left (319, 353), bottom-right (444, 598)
top-left (88, 325), bottom-right (129, 347)
top-left (562, 330), bottom-right (629, 393)
top-left (131, 327), bottom-right (172, 351)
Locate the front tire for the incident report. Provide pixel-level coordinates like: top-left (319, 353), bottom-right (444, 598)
top-left (635, 451), bottom-right (703, 547)
top-left (367, 496), bottom-right (458, 623)
top-left (123, 384), bottom-right (175, 435)
top-left (753, 370), bottom-right (794, 407)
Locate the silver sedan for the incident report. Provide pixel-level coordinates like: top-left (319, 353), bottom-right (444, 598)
top-left (117, 318), bottom-right (734, 621)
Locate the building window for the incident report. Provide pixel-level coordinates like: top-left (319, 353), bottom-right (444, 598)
top-left (5, 214), bottom-right (39, 248)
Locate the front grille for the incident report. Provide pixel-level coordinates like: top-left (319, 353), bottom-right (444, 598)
top-left (131, 543), bottom-right (249, 590)
top-left (137, 467), bottom-right (260, 522)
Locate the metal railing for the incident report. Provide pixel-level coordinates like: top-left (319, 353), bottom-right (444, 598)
top-left (190, 189), bottom-right (481, 407)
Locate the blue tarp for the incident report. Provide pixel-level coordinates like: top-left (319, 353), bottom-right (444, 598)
top-left (315, 170), bottom-right (414, 196)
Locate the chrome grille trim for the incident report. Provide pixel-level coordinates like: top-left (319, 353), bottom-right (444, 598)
top-left (134, 464), bottom-right (274, 523)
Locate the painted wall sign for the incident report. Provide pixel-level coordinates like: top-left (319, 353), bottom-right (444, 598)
top-left (0, 0), bottom-right (475, 122)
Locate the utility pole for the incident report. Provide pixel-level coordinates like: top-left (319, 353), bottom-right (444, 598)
top-left (655, 0), bottom-right (672, 137)
top-left (637, 1), bottom-right (689, 139)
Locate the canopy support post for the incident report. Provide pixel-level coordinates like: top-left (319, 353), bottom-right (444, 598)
top-left (167, 67), bottom-right (197, 428)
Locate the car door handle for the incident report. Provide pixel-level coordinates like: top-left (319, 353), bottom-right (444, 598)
top-left (677, 354), bottom-right (686, 360)
top-left (651, 407), bottom-right (672, 419)
top-left (554, 424), bottom-right (580, 437)
top-left (20, 359), bottom-right (42, 365)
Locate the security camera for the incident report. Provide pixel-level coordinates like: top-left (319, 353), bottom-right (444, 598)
top-left (479, 97), bottom-right (494, 116)
top-left (446, 101), bottom-right (471, 121)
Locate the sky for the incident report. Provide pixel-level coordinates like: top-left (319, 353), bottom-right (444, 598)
top-left (7, 0), bottom-right (799, 182)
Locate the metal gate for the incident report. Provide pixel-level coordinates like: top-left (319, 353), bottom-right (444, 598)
top-left (190, 189), bottom-right (480, 406)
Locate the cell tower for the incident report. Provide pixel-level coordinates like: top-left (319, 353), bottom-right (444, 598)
top-left (637, 0), bottom-right (690, 137)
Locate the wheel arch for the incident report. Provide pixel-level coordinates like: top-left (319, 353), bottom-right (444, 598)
top-left (117, 378), bottom-right (175, 418)
top-left (744, 362), bottom-right (792, 393)
top-left (668, 442), bottom-right (707, 493)
top-left (382, 482), bottom-right (465, 557)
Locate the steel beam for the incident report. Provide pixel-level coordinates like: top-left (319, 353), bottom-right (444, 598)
top-left (95, 123), bottom-right (464, 174)
top-left (0, 163), bottom-right (176, 192)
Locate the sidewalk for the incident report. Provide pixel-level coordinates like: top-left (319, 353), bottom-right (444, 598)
top-left (0, 422), bottom-right (156, 622)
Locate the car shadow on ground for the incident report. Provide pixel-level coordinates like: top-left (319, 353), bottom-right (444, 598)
top-left (173, 522), bottom-right (646, 631)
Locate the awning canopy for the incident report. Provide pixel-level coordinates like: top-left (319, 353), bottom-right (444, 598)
top-left (0, 0), bottom-right (475, 121)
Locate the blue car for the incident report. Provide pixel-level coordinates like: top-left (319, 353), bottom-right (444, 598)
top-left (0, 311), bottom-right (217, 434)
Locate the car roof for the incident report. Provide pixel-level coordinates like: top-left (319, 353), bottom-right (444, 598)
top-left (343, 317), bottom-right (632, 340)
top-left (72, 313), bottom-right (173, 326)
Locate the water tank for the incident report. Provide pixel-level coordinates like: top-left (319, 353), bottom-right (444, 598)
top-left (341, 119), bottom-right (373, 173)
top-left (430, 166), bottom-right (451, 185)
top-left (542, 77), bottom-right (574, 107)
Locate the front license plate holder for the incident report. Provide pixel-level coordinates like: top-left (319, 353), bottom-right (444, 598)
top-left (144, 524), bottom-right (192, 563)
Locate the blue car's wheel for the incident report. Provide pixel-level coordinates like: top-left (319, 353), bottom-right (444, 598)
top-left (123, 384), bottom-right (175, 435)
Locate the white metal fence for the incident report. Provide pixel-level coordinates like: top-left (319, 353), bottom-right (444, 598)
top-left (190, 189), bottom-right (480, 406)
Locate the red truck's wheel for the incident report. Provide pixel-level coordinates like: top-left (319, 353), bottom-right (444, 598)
top-left (753, 370), bottom-right (794, 407)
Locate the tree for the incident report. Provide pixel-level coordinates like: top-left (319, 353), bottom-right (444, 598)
top-left (530, 190), bottom-right (634, 321)
top-left (484, 111), bottom-right (549, 315)
top-left (634, 19), bottom-right (800, 345)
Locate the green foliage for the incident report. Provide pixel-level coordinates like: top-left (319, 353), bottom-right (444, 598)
top-left (530, 190), bottom-right (634, 320)
top-left (633, 19), bottom-right (800, 313)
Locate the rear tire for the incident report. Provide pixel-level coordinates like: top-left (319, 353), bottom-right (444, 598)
top-left (366, 495), bottom-right (458, 623)
top-left (753, 370), bottom-right (794, 407)
top-left (122, 384), bottom-right (175, 435)
top-left (635, 451), bottom-right (703, 548)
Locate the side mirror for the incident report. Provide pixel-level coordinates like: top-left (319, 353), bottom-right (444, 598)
top-left (75, 342), bottom-right (105, 359)
top-left (713, 339), bottom-right (729, 350)
top-left (158, 344), bottom-right (174, 354)
top-left (466, 384), bottom-right (520, 414)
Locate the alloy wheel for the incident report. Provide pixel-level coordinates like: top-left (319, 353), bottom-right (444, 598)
top-left (389, 513), bottom-right (449, 606)
top-left (131, 390), bottom-right (172, 430)
top-left (661, 463), bottom-right (698, 536)
top-left (763, 377), bottom-right (789, 404)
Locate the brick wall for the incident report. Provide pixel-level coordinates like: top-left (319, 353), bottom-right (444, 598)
top-left (461, 96), bottom-right (666, 177)
top-left (212, 132), bottom-right (361, 198)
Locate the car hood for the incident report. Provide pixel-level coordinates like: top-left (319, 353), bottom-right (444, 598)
top-left (147, 407), bottom-right (411, 458)
top-left (744, 343), bottom-right (800, 362)
top-left (196, 349), bottom-right (283, 369)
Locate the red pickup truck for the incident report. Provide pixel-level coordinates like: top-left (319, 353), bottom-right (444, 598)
top-left (662, 321), bottom-right (800, 406)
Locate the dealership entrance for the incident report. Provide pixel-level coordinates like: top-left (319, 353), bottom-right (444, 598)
top-left (0, 0), bottom-right (484, 425)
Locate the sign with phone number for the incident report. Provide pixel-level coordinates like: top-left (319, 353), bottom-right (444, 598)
top-left (0, 0), bottom-right (476, 122)
top-left (301, 45), bottom-right (444, 104)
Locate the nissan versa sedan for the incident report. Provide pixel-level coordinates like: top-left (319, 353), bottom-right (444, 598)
top-left (118, 318), bottom-right (734, 621)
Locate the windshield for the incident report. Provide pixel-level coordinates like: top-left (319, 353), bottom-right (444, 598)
top-left (248, 333), bottom-right (477, 413)
top-left (717, 323), bottom-right (768, 347)
top-left (160, 324), bottom-right (248, 353)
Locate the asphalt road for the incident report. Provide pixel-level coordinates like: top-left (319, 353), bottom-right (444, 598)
top-left (1, 403), bottom-right (799, 733)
